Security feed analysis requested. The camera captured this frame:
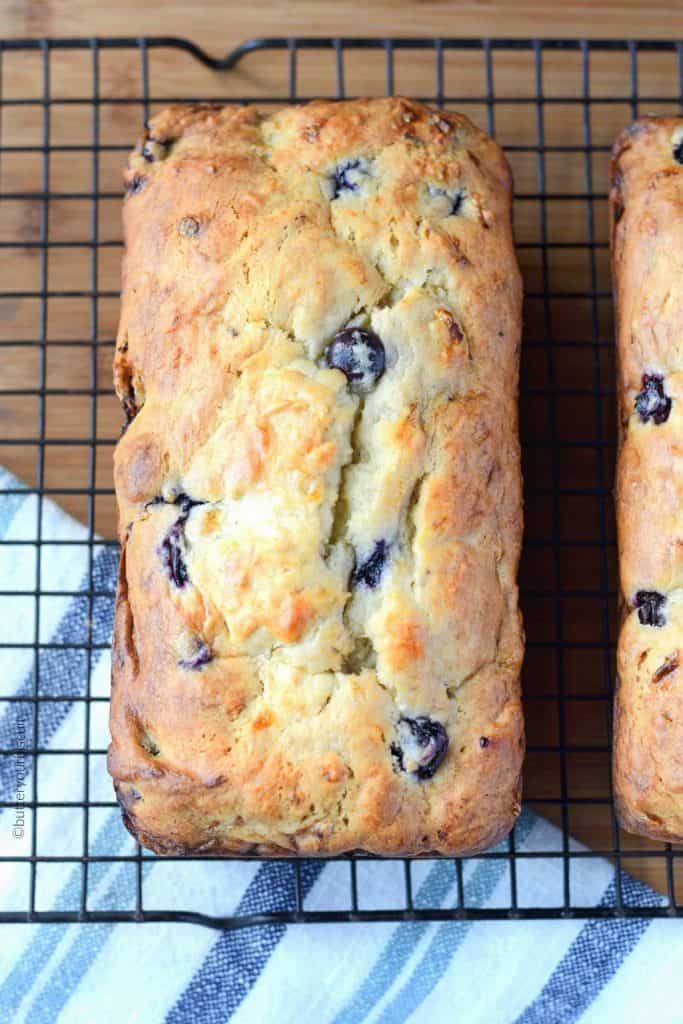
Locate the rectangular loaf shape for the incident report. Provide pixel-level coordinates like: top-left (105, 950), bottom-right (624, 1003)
top-left (613, 116), bottom-right (683, 841)
top-left (108, 98), bottom-right (524, 856)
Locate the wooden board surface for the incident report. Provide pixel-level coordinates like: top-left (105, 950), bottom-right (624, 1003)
top-left (4, 2), bottom-right (683, 907)
top-left (6, 0), bottom-right (683, 47)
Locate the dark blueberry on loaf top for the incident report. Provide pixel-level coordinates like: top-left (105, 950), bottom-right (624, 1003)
top-left (634, 590), bottom-right (666, 628)
top-left (351, 539), bottom-right (388, 589)
top-left (635, 374), bottom-right (672, 425)
top-left (179, 642), bottom-right (213, 671)
top-left (391, 716), bottom-right (449, 780)
top-left (330, 158), bottom-right (371, 198)
top-left (325, 328), bottom-right (385, 394)
top-left (674, 140), bottom-right (683, 165)
top-left (428, 184), bottom-right (466, 216)
top-left (158, 493), bottom-right (205, 587)
top-left (159, 518), bottom-right (189, 588)
top-left (126, 174), bottom-right (147, 196)
top-left (159, 500), bottom-right (194, 586)
top-left (172, 492), bottom-right (203, 514)
top-left (148, 490), bottom-right (202, 513)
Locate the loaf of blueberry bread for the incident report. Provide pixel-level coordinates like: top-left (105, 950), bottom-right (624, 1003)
top-left (612, 117), bottom-right (683, 841)
top-left (108, 98), bottom-right (524, 856)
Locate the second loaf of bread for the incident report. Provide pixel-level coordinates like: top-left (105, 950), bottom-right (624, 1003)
top-left (612, 116), bottom-right (683, 842)
top-left (108, 98), bottom-right (524, 856)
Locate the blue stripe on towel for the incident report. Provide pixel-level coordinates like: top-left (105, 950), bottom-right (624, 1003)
top-left (335, 808), bottom-right (537, 1024)
top-left (21, 854), bottom-right (156, 1024)
top-left (513, 875), bottom-right (662, 1024)
top-left (0, 809), bottom-right (129, 1020)
top-left (0, 531), bottom-right (119, 1013)
top-left (166, 860), bottom-right (325, 1024)
top-left (0, 544), bottom-right (118, 803)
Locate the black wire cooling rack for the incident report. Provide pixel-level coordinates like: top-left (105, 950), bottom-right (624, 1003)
top-left (1, 35), bottom-right (683, 928)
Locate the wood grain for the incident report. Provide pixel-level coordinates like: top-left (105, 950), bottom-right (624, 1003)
top-left (4, 1), bottom-right (683, 904)
top-left (6, 0), bottom-right (683, 47)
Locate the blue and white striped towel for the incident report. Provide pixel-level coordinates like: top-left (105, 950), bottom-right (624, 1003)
top-left (1, 465), bottom-right (683, 1024)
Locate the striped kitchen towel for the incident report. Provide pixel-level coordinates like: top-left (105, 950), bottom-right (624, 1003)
top-left (1, 466), bottom-right (683, 1024)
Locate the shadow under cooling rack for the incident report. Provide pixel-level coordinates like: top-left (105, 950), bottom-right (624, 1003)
top-left (0, 35), bottom-right (683, 927)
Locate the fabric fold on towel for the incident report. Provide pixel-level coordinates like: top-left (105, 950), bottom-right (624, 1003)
top-left (1, 467), bottom-right (682, 1024)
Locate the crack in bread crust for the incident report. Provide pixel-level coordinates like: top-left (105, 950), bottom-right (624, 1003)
top-left (108, 97), bottom-right (524, 857)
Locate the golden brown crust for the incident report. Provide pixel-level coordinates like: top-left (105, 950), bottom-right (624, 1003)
top-left (612, 116), bottom-right (683, 841)
top-left (108, 98), bottom-right (524, 857)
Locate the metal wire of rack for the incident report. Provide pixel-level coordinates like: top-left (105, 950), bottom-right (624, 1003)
top-left (0, 35), bottom-right (682, 928)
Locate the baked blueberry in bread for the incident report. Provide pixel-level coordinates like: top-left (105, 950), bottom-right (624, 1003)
top-left (108, 98), bottom-right (524, 856)
top-left (612, 116), bottom-right (683, 842)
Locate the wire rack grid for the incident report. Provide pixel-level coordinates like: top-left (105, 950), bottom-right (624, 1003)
top-left (0, 35), bottom-right (682, 929)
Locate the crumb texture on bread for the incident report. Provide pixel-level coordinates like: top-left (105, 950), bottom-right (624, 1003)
top-left (108, 98), bottom-right (524, 856)
top-left (613, 116), bottom-right (683, 842)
